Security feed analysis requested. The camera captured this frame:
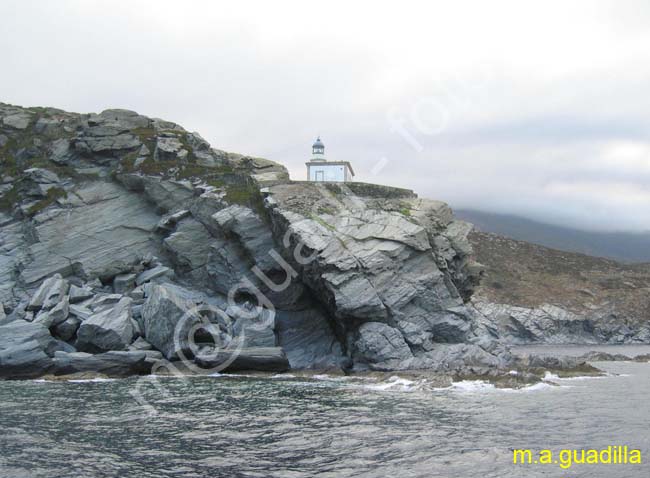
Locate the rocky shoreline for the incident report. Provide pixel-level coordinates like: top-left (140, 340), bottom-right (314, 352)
top-left (1, 103), bottom-right (646, 382)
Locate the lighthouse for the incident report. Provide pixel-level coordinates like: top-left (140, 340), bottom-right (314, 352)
top-left (305, 136), bottom-right (354, 182)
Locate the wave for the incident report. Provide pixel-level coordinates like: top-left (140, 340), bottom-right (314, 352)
top-left (543, 371), bottom-right (609, 382)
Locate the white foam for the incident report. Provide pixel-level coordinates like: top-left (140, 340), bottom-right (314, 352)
top-left (360, 376), bottom-right (425, 392)
top-left (311, 374), bottom-right (376, 383)
top-left (67, 377), bottom-right (116, 383)
top-left (450, 380), bottom-right (496, 392)
top-left (450, 379), bottom-right (558, 394)
top-left (207, 372), bottom-right (247, 378)
top-left (501, 382), bottom-right (555, 393)
top-left (542, 371), bottom-right (560, 381)
top-left (544, 370), bottom-right (609, 382)
top-left (270, 373), bottom-right (296, 379)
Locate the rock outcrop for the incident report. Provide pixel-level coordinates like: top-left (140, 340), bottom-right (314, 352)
top-left (469, 231), bottom-right (650, 344)
top-left (0, 102), bottom-right (601, 380)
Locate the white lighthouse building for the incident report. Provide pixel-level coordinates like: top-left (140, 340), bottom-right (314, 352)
top-left (305, 137), bottom-right (354, 182)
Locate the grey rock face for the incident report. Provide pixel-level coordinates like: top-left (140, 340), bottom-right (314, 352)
top-left (474, 301), bottom-right (650, 345)
top-left (76, 297), bottom-right (135, 352)
top-left (213, 205), bottom-right (278, 271)
top-left (232, 307), bottom-right (276, 348)
top-left (163, 218), bottom-right (213, 270)
top-left (275, 308), bottom-right (344, 370)
top-left (138, 177), bottom-right (196, 213)
top-left (262, 182), bottom-right (512, 371)
top-left (354, 322), bottom-right (414, 370)
top-left (1, 102), bottom-right (572, 378)
top-left (76, 132), bottom-right (141, 153)
top-left (21, 182), bottom-right (160, 286)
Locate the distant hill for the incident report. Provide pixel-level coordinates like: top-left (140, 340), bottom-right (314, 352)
top-left (455, 209), bottom-right (650, 263)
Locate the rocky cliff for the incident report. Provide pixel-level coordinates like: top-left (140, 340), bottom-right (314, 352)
top-left (469, 231), bottom-right (650, 344)
top-left (0, 103), bottom-right (592, 380)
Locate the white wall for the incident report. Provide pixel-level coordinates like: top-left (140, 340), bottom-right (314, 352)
top-left (308, 164), bottom-right (347, 182)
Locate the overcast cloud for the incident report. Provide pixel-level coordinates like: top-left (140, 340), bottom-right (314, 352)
top-left (2, 0), bottom-right (650, 231)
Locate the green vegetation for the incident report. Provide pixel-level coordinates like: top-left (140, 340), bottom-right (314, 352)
top-left (224, 181), bottom-right (266, 217)
top-left (310, 214), bottom-right (336, 232)
top-left (177, 163), bottom-right (233, 179)
top-left (131, 127), bottom-right (156, 143)
top-left (0, 185), bottom-right (19, 212)
top-left (316, 205), bottom-right (338, 215)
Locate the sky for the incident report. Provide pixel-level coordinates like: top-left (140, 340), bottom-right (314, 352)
top-left (2, 0), bottom-right (650, 232)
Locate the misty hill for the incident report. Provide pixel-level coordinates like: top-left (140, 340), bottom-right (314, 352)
top-left (455, 209), bottom-right (650, 263)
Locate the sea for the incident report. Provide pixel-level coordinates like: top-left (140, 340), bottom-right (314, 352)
top-left (1, 345), bottom-right (649, 477)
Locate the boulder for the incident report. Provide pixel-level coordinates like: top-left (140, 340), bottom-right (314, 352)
top-left (76, 297), bottom-right (135, 352)
top-left (141, 283), bottom-right (201, 359)
top-left (154, 136), bottom-right (186, 162)
top-left (128, 336), bottom-right (153, 351)
top-left (420, 343), bottom-right (506, 372)
top-left (33, 296), bottom-right (69, 328)
top-left (87, 294), bottom-right (124, 313)
top-left (156, 209), bottom-right (191, 233)
top-left (69, 285), bottom-right (94, 303)
top-left (49, 138), bottom-right (76, 165)
top-left (23, 167), bottom-right (61, 185)
top-left (27, 274), bottom-right (68, 311)
top-left (52, 316), bottom-right (82, 342)
top-left (69, 304), bottom-right (93, 320)
top-left (136, 266), bottom-right (173, 286)
top-left (113, 273), bottom-right (137, 294)
top-left (194, 347), bottom-right (290, 372)
top-left (0, 321), bottom-right (72, 379)
top-left (2, 112), bottom-right (31, 129)
top-left (0, 340), bottom-right (53, 379)
top-left (52, 351), bottom-right (151, 377)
